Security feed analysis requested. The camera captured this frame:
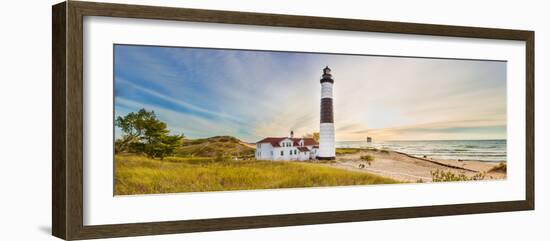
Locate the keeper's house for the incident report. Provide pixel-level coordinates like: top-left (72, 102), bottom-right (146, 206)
top-left (255, 131), bottom-right (319, 161)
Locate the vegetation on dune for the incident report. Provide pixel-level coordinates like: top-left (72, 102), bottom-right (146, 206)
top-left (431, 169), bottom-right (486, 182)
top-left (115, 154), bottom-right (398, 195)
top-left (336, 147), bottom-right (383, 156)
top-left (336, 148), bottom-right (362, 155)
top-left (489, 162), bottom-right (507, 173)
top-left (360, 155), bottom-right (375, 166)
top-left (178, 136), bottom-right (255, 159)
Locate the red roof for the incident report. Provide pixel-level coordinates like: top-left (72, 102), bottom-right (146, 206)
top-left (297, 147), bottom-right (310, 152)
top-left (299, 138), bottom-right (318, 146)
top-left (256, 137), bottom-right (318, 147)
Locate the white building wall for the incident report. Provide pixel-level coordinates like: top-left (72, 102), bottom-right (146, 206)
top-left (310, 148), bottom-right (318, 159)
top-left (256, 143), bottom-right (275, 160)
top-left (272, 147), bottom-right (283, 161)
top-left (272, 147), bottom-right (298, 161)
top-left (298, 151), bottom-right (310, 161)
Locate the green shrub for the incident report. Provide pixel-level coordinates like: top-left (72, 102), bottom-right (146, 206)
top-left (470, 172), bottom-right (487, 181)
top-left (489, 162), bottom-right (507, 173)
top-left (360, 155), bottom-right (375, 166)
top-left (431, 169), bottom-right (486, 182)
top-left (214, 153), bottom-right (228, 163)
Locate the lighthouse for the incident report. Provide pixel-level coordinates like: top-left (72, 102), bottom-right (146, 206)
top-left (318, 66), bottom-right (336, 160)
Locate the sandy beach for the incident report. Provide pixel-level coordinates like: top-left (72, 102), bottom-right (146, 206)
top-left (327, 149), bottom-right (506, 183)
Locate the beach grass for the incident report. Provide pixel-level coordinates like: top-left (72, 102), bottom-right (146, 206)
top-left (489, 162), bottom-right (507, 173)
top-left (115, 154), bottom-right (398, 195)
top-left (430, 169), bottom-right (487, 182)
top-left (335, 148), bottom-right (363, 155)
top-left (360, 154), bottom-right (375, 166)
top-left (177, 136), bottom-right (255, 158)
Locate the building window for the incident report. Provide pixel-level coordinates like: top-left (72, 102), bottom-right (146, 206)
top-left (270, 151), bottom-right (273, 156)
top-left (280, 151), bottom-right (284, 156)
top-left (294, 150), bottom-right (297, 155)
top-left (289, 150), bottom-right (292, 155)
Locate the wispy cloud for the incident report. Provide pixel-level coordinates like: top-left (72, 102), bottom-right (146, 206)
top-left (115, 97), bottom-right (246, 139)
top-left (116, 77), bottom-right (243, 122)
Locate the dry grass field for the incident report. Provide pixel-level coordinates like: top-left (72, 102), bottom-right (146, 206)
top-left (114, 154), bottom-right (398, 195)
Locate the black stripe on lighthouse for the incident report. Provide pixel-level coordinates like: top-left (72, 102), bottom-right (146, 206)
top-left (320, 98), bottom-right (334, 123)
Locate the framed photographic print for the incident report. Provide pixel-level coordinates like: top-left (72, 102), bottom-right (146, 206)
top-left (52, 1), bottom-right (534, 240)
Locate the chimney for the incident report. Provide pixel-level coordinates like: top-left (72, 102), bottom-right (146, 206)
top-left (290, 130), bottom-right (294, 138)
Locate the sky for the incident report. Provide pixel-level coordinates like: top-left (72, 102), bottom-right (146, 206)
top-left (114, 44), bottom-right (507, 142)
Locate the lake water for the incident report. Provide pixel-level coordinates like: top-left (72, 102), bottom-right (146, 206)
top-left (336, 139), bottom-right (506, 162)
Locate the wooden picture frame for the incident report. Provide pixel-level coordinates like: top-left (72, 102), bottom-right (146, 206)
top-left (52, 1), bottom-right (534, 240)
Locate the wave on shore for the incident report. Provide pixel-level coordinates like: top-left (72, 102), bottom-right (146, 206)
top-left (337, 139), bottom-right (506, 162)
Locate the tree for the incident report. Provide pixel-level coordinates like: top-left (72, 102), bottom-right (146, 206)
top-left (303, 132), bottom-right (320, 142)
top-left (115, 108), bottom-right (183, 159)
top-left (115, 108), bottom-right (155, 153)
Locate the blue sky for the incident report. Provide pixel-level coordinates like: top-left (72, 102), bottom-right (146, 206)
top-left (114, 44), bottom-right (507, 142)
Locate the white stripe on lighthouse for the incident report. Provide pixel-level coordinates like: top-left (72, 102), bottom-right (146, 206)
top-left (321, 82), bottom-right (333, 99)
top-left (319, 123), bottom-right (335, 157)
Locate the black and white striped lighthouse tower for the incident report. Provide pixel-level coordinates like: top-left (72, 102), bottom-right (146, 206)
top-left (318, 66), bottom-right (335, 160)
